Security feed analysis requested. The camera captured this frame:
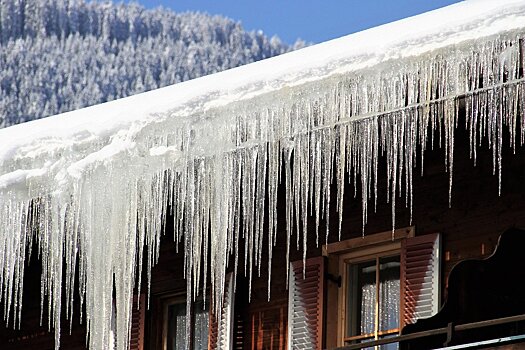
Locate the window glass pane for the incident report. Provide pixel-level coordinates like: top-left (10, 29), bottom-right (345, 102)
top-left (167, 303), bottom-right (187, 350)
top-left (347, 260), bottom-right (376, 337)
top-left (379, 256), bottom-right (400, 332)
top-left (193, 301), bottom-right (209, 350)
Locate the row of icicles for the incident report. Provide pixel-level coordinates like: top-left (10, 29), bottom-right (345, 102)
top-left (0, 32), bottom-right (523, 349)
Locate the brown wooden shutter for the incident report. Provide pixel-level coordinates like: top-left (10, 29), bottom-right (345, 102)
top-left (287, 256), bottom-right (325, 350)
top-left (229, 280), bottom-right (288, 350)
top-left (209, 273), bottom-right (235, 350)
top-left (231, 305), bottom-right (246, 350)
top-left (401, 233), bottom-right (441, 327)
top-left (209, 311), bottom-right (219, 350)
top-left (245, 303), bottom-right (288, 350)
top-left (130, 294), bottom-right (146, 350)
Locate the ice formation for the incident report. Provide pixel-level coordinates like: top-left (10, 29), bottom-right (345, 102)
top-left (0, 1), bottom-right (525, 349)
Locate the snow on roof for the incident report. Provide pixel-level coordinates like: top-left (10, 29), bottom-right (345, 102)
top-left (1, 0), bottom-right (524, 189)
top-left (1, 1), bottom-right (525, 349)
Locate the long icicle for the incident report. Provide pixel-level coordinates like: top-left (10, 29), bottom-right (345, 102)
top-left (0, 31), bottom-right (523, 350)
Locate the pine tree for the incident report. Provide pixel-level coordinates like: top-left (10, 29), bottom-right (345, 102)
top-left (0, 0), bottom-right (301, 128)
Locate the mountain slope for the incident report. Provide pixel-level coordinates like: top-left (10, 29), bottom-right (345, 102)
top-left (0, 0), bottom-right (300, 128)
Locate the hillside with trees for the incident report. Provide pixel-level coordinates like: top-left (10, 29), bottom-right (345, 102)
top-left (0, 0), bottom-right (302, 128)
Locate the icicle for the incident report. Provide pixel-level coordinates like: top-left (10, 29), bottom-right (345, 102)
top-left (335, 124), bottom-right (347, 240)
top-left (0, 30), bottom-right (525, 350)
top-left (283, 144), bottom-right (294, 286)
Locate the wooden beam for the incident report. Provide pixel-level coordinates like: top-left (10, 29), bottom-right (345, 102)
top-left (323, 227), bottom-right (414, 256)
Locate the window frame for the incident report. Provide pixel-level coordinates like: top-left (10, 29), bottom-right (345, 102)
top-left (323, 226), bottom-right (414, 348)
top-left (340, 246), bottom-right (401, 346)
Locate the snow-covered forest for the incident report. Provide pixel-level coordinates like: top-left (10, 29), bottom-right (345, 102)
top-left (0, 0), bottom-right (302, 128)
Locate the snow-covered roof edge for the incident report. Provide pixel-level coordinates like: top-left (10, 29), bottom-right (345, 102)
top-left (1, 0), bottom-right (524, 170)
top-left (1, 1), bottom-right (525, 349)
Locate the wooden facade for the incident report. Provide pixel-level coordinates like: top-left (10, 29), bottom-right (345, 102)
top-left (1, 109), bottom-right (525, 350)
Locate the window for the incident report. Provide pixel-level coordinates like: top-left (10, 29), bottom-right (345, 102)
top-left (163, 299), bottom-right (209, 350)
top-left (150, 273), bottom-right (234, 350)
top-left (331, 228), bottom-right (411, 350)
top-left (323, 227), bottom-right (441, 349)
top-left (153, 273), bottom-right (234, 350)
top-left (343, 252), bottom-right (400, 349)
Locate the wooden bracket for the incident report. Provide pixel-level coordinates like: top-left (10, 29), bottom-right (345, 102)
top-left (444, 322), bottom-right (455, 346)
top-left (326, 273), bottom-right (341, 288)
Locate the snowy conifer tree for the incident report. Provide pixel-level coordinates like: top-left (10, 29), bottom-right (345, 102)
top-left (0, 0), bottom-right (304, 128)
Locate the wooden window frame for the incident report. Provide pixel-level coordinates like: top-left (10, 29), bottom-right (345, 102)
top-left (340, 249), bottom-right (401, 346)
top-left (323, 227), bottom-right (414, 348)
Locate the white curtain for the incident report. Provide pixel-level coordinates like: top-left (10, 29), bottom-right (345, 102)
top-left (360, 280), bottom-right (376, 335)
top-left (356, 259), bottom-right (400, 350)
top-left (379, 265), bottom-right (400, 331)
top-left (194, 306), bottom-right (209, 350)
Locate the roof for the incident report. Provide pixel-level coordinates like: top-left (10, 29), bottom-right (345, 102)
top-left (1, 1), bottom-right (525, 349)
top-left (1, 0), bottom-right (524, 190)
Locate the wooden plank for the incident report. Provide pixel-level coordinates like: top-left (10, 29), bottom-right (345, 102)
top-left (323, 227), bottom-right (414, 256)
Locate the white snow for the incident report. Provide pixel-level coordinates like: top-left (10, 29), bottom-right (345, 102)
top-left (1, 1), bottom-right (525, 349)
top-left (2, 0), bottom-right (525, 167)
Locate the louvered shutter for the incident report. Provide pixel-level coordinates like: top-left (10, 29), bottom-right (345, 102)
top-left (401, 233), bottom-right (441, 326)
top-left (231, 306), bottom-right (245, 350)
top-left (130, 294), bottom-right (146, 350)
top-left (287, 256), bottom-right (325, 350)
top-left (247, 304), bottom-right (288, 349)
top-left (209, 273), bottom-right (235, 350)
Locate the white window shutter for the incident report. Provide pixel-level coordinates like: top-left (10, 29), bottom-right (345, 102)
top-left (209, 273), bottom-right (234, 350)
top-left (287, 256), bottom-right (325, 350)
top-left (401, 233), bottom-right (441, 326)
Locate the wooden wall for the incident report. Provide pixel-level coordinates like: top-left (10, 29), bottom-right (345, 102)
top-left (0, 252), bottom-right (88, 350)
top-left (2, 121), bottom-right (525, 348)
top-left (146, 123), bottom-right (525, 348)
